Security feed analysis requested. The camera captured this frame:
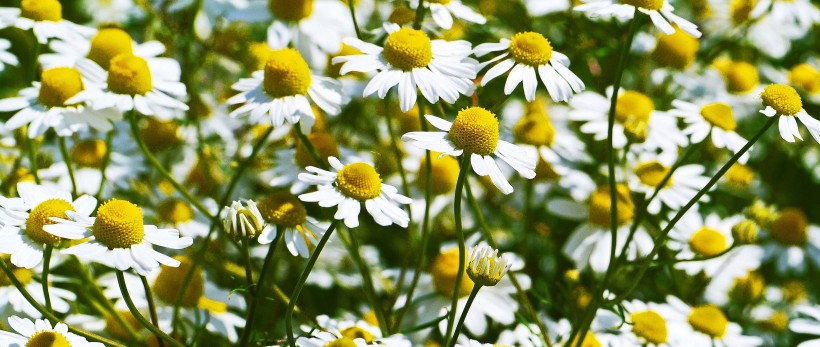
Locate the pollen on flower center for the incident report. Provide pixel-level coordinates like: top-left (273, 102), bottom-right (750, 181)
top-left (87, 28), bottom-right (134, 70)
top-left (788, 64), bottom-right (820, 93)
top-left (263, 48), bottom-right (312, 98)
top-left (631, 310), bottom-right (668, 344)
top-left (417, 153), bottom-right (460, 195)
top-left (770, 207), bottom-right (808, 246)
top-left (382, 28), bottom-right (433, 71)
top-left (93, 199), bottom-right (145, 249)
top-left (107, 53), bottom-right (153, 96)
top-left (689, 227), bottom-right (729, 257)
top-left (26, 331), bottom-right (71, 347)
top-left (652, 28), bottom-right (699, 69)
top-left (336, 162), bottom-right (383, 201)
top-left (514, 104), bottom-right (556, 147)
top-left (508, 32), bottom-right (553, 67)
top-left (257, 192), bottom-right (307, 227)
top-left (157, 199), bottom-right (195, 224)
top-left (295, 133), bottom-right (340, 168)
top-left (620, 0), bottom-right (664, 10)
top-left (588, 185), bottom-right (635, 227)
top-left (26, 198), bottom-right (74, 245)
top-left (700, 103), bottom-right (737, 131)
top-left (615, 91), bottom-right (654, 125)
top-left (269, 0), bottom-right (314, 22)
top-left (688, 305), bottom-right (728, 338)
top-left (430, 248), bottom-right (475, 298)
top-left (20, 0), bottom-right (62, 21)
top-left (39, 67), bottom-right (85, 108)
top-left (715, 59), bottom-right (759, 94)
top-left (448, 107), bottom-right (500, 156)
top-left (340, 327), bottom-right (375, 344)
top-left (324, 337), bottom-right (358, 347)
top-left (71, 139), bottom-right (107, 168)
top-left (153, 256), bottom-right (204, 307)
top-left (761, 84), bottom-right (803, 116)
top-left (634, 161), bottom-right (672, 188)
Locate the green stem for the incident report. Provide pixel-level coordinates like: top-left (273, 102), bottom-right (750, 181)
top-left (449, 285), bottom-right (481, 347)
top-left (94, 132), bottom-right (114, 203)
top-left (286, 220), bottom-right (339, 347)
top-left (41, 245), bottom-right (53, 312)
top-left (345, 225), bottom-right (389, 335)
top-left (238, 231), bottom-right (285, 347)
top-left (116, 271), bottom-right (184, 347)
top-left (347, 0), bottom-right (362, 39)
top-left (413, 0), bottom-right (426, 29)
top-left (295, 125), bottom-right (328, 170)
top-left (75, 259), bottom-right (140, 341)
top-left (25, 133), bottom-right (41, 184)
top-left (141, 275), bottom-right (166, 347)
top-left (443, 155), bottom-right (471, 347)
top-left (58, 137), bottom-right (78, 197)
top-left (241, 238), bottom-right (255, 296)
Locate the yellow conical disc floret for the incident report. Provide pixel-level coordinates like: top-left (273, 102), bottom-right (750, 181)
top-left (700, 103), bottom-right (737, 131)
top-left (417, 153), bottom-right (461, 196)
top-left (725, 163), bottom-right (754, 189)
top-left (340, 327), bottom-right (375, 344)
top-left (26, 198), bottom-right (75, 245)
top-left (383, 28), bottom-right (433, 71)
top-left (263, 48), bottom-right (312, 98)
top-left (257, 192), bottom-right (307, 227)
top-left (108, 54), bottom-right (153, 96)
top-left (141, 117), bottom-right (182, 152)
top-left (388, 6), bottom-right (416, 25)
top-left (449, 107), bottom-right (500, 156)
top-left (93, 199), bottom-right (144, 249)
top-left (336, 163), bottom-right (382, 201)
top-left (87, 28), bottom-right (134, 70)
top-left (39, 67), bottom-right (84, 108)
top-left (770, 207), bottom-right (808, 246)
top-left (295, 133), bottom-right (340, 168)
top-left (324, 337), bottom-right (358, 347)
top-left (652, 28), bottom-right (699, 69)
top-left (588, 185), bottom-right (635, 227)
top-left (568, 332), bottom-right (602, 347)
top-left (0, 258), bottom-right (35, 286)
top-left (788, 64), bottom-right (820, 94)
top-left (634, 161), bottom-right (672, 188)
top-left (731, 0), bottom-right (756, 24)
top-left (508, 32), bottom-right (553, 67)
top-left (621, 0), bottom-right (664, 10)
top-left (269, 0), bottom-right (314, 22)
top-left (157, 199), bottom-right (194, 224)
top-left (631, 310), bottom-right (668, 344)
top-left (71, 139), bottom-right (107, 168)
top-left (689, 227), bottom-right (729, 256)
top-left (761, 84), bottom-right (803, 116)
top-left (25, 331), bottom-right (71, 347)
top-left (21, 0), bottom-right (62, 21)
top-left (615, 91), bottom-right (654, 125)
top-left (688, 305), bottom-right (728, 338)
top-left (514, 101), bottom-right (556, 147)
top-left (153, 256), bottom-right (204, 307)
top-left (714, 59), bottom-right (759, 94)
top-left (430, 248), bottom-right (474, 298)
top-left (729, 271), bottom-right (764, 303)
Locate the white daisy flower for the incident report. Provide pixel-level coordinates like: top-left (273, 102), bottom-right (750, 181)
top-left (473, 32), bottom-right (584, 102)
top-left (0, 182), bottom-right (96, 268)
top-left (402, 107), bottom-right (536, 194)
top-left (0, 0), bottom-right (94, 44)
top-left (411, 0), bottom-right (486, 30)
top-left (253, 192), bottom-right (326, 258)
top-left (227, 48), bottom-right (346, 133)
top-left (43, 198), bottom-right (194, 275)
top-left (332, 23), bottom-right (478, 112)
top-left (658, 295), bottom-right (763, 347)
top-left (223, 199), bottom-right (266, 240)
top-left (754, 0), bottom-right (820, 33)
top-left (0, 67), bottom-right (121, 138)
top-left (298, 157), bottom-right (411, 228)
top-left (670, 99), bottom-right (749, 160)
top-left (612, 299), bottom-right (683, 346)
top-left (312, 315), bottom-right (412, 346)
top-left (574, 0), bottom-right (702, 38)
top-left (0, 38), bottom-right (18, 72)
top-left (266, 0), bottom-right (355, 68)
top-left (760, 207), bottom-right (820, 274)
top-left (759, 84), bottom-right (820, 143)
top-left (0, 316), bottom-right (103, 347)
top-left (791, 305), bottom-right (820, 347)
top-left (295, 330), bottom-right (373, 347)
top-left (83, 0), bottom-right (136, 25)
top-left (628, 152), bottom-right (710, 214)
top-left (0, 259), bottom-right (77, 317)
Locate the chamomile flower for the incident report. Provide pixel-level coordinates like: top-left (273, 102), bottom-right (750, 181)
top-left (760, 207), bottom-right (820, 273)
top-left (227, 48), bottom-right (346, 133)
top-left (615, 299), bottom-right (680, 346)
top-left (312, 315), bottom-right (412, 346)
top-left (255, 191), bottom-right (326, 258)
top-left (0, 0), bottom-right (94, 44)
top-left (575, 0), bottom-right (702, 38)
top-left (298, 157), bottom-right (411, 228)
top-left (411, 0), bottom-right (486, 30)
top-left (754, 0), bottom-right (820, 33)
top-left (402, 107), bottom-right (536, 194)
top-left (0, 257), bottom-right (77, 317)
top-left (0, 182), bottom-right (96, 268)
top-left (759, 84), bottom-right (820, 143)
top-left (0, 67), bottom-right (121, 138)
top-left (659, 295), bottom-right (763, 347)
top-left (671, 99), bottom-right (749, 160)
top-left (332, 23), bottom-right (478, 112)
top-left (628, 153), bottom-right (710, 214)
top-left (43, 198), bottom-right (194, 275)
top-left (0, 39), bottom-right (18, 72)
top-left (473, 32), bottom-right (584, 102)
top-left (295, 330), bottom-right (373, 347)
top-left (266, 0), bottom-right (355, 68)
top-left (0, 316), bottom-right (103, 347)
top-left (223, 199), bottom-right (265, 240)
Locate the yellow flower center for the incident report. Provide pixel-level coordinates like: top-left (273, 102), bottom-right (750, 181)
top-left (731, 220), bottom-right (758, 244)
top-left (568, 332), bottom-right (602, 347)
top-left (534, 156), bottom-right (560, 181)
top-left (760, 311), bottom-right (789, 332)
top-left (388, 6), bottom-right (416, 25)
top-left (715, 60), bottom-right (759, 94)
top-left (788, 64), bottom-right (820, 93)
top-left (761, 84), bottom-right (803, 116)
top-left (431, 248), bottom-right (474, 297)
top-left (336, 162), bottom-right (383, 201)
top-left (448, 107), bottom-right (500, 156)
top-left (620, 0), bottom-right (664, 10)
top-left (634, 160), bottom-right (672, 188)
top-left (25, 331), bottom-right (71, 347)
top-left (631, 310), bottom-right (668, 344)
top-left (382, 28), bottom-right (433, 71)
top-left (247, 42), bottom-right (275, 71)
top-left (197, 296), bottom-right (228, 314)
top-left (729, 271), bottom-right (764, 304)
top-left (513, 109), bottom-right (556, 147)
top-left (652, 28), bottom-right (699, 69)
top-left (257, 192), bottom-right (307, 227)
top-left (26, 198), bottom-right (74, 245)
top-left (268, 0), bottom-right (314, 22)
top-left (699, 102), bottom-right (737, 131)
top-left (93, 199), bottom-right (145, 249)
top-left (141, 117), bottom-right (182, 152)
top-left (724, 163), bottom-right (754, 189)
top-left (688, 227), bottom-right (729, 257)
top-left (87, 28), bottom-right (134, 70)
top-left (157, 199), bottom-right (194, 224)
top-left (153, 256), bottom-right (204, 307)
top-left (0, 260), bottom-right (35, 286)
top-left (185, 155), bottom-right (224, 196)
top-left (508, 32), bottom-right (553, 67)
top-left (263, 48), bottom-right (312, 98)
top-left (324, 338), bottom-right (358, 347)
top-left (71, 139), bottom-right (107, 168)
top-left (731, 0), bottom-right (757, 24)
top-left (688, 305), bottom-right (728, 338)
top-left (340, 327), bottom-right (375, 344)
top-left (417, 153), bottom-right (461, 196)
top-left (294, 132), bottom-right (341, 168)
top-left (39, 67), bottom-right (84, 108)
top-left (588, 185), bottom-right (635, 227)
top-left (782, 280), bottom-right (807, 303)
top-left (770, 207), bottom-right (808, 246)
top-left (20, 0), bottom-right (62, 21)
top-left (107, 54), bottom-right (153, 96)
top-left (104, 311), bottom-right (143, 340)
top-left (615, 91), bottom-right (654, 125)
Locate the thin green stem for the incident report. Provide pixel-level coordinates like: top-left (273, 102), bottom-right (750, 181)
top-left (295, 125), bottom-right (328, 170)
top-left (347, 0), bottom-right (362, 39)
top-left (25, 133), bottom-right (41, 184)
top-left (116, 271), bottom-right (184, 347)
top-left (449, 285), bottom-right (481, 347)
top-left (413, 0), bottom-right (426, 29)
top-left (241, 238), bottom-right (255, 295)
top-left (95, 132), bottom-right (114, 202)
top-left (238, 231), bottom-right (284, 347)
top-left (286, 220), bottom-right (339, 347)
top-left (58, 137), bottom-right (78, 197)
top-left (443, 154), bottom-right (471, 347)
top-left (75, 259), bottom-right (140, 341)
top-left (41, 245), bottom-right (53, 312)
top-left (141, 275), bottom-right (166, 347)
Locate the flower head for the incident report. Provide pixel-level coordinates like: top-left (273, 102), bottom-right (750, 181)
top-left (466, 244), bottom-right (510, 287)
